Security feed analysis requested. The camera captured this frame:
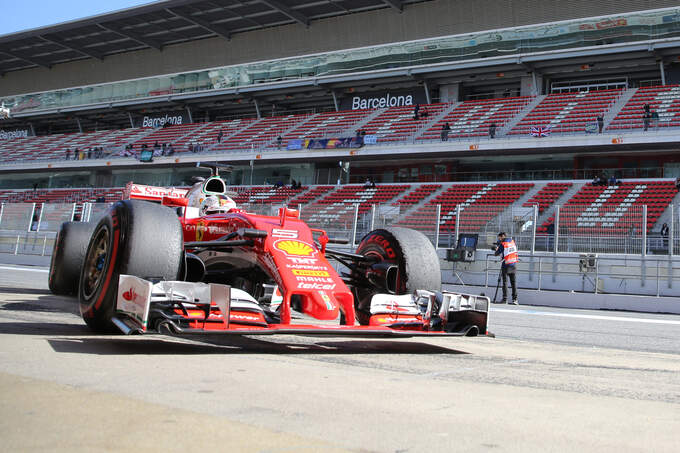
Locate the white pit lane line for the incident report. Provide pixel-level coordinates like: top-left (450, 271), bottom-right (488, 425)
top-left (493, 307), bottom-right (680, 326)
top-left (0, 265), bottom-right (49, 273)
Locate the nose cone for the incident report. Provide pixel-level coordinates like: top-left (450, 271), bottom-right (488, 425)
top-left (302, 291), bottom-right (339, 320)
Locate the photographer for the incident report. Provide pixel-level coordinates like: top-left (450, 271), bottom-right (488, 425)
top-left (493, 232), bottom-right (518, 304)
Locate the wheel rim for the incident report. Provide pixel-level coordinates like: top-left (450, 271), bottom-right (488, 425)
top-left (82, 227), bottom-right (110, 300)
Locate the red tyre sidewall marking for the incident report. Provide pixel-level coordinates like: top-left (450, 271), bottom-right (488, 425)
top-left (93, 214), bottom-right (120, 311)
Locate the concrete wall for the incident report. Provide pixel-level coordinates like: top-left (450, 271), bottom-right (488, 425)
top-left (0, 0), bottom-right (673, 96)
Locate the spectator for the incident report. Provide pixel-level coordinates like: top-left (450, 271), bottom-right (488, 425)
top-left (363, 177), bottom-right (376, 188)
top-left (187, 143), bottom-right (193, 153)
top-left (489, 122), bottom-right (497, 139)
top-left (32, 183), bottom-right (38, 191)
top-left (87, 148), bottom-right (92, 159)
top-left (608, 174), bottom-right (618, 185)
top-left (420, 107), bottom-right (429, 119)
top-left (217, 130), bottom-right (223, 143)
top-left (154, 141), bottom-right (160, 149)
top-left (651, 110), bottom-right (659, 129)
top-left (413, 104), bottom-right (420, 120)
top-left (290, 179), bottom-right (297, 189)
top-left (545, 221), bottom-right (555, 250)
top-left (360, 130), bottom-right (366, 136)
top-left (592, 175), bottom-right (603, 186)
top-left (661, 223), bottom-right (670, 238)
top-left (65, 148), bottom-right (70, 160)
top-left (277, 136), bottom-right (283, 149)
top-left (643, 104), bottom-right (651, 131)
top-left (441, 123), bottom-right (451, 142)
top-left (676, 178), bottom-right (680, 190)
top-left (597, 114), bottom-right (604, 133)
top-left (167, 144), bottom-right (175, 156)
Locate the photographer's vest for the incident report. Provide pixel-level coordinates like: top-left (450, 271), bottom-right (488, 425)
top-left (502, 239), bottom-right (518, 265)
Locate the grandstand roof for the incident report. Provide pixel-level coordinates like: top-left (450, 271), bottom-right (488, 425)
top-left (0, 0), bottom-right (425, 75)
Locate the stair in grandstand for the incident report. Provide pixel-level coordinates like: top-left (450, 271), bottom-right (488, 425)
top-left (288, 186), bottom-right (336, 208)
top-left (281, 109), bottom-right (374, 145)
top-left (394, 183), bottom-right (533, 235)
top-left (214, 113), bottom-right (314, 151)
top-left (393, 183), bottom-right (445, 212)
top-left (360, 103), bottom-right (450, 144)
top-left (538, 180), bottom-right (678, 233)
top-left (131, 122), bottom-right (207, 150)
top-left (335, 108), bottom-right (387, 138)
top-left (412, 102), bottom-right (459, 141)
top-left (497, 95), bottom-right (544, 137)
top-left (648, 189), bottom-right (680, 233)
top-left (524, 182), bottom-right (574, 216)
top-left (231, 185), bottom-right (307, 206)
top-left (607, 85), bottom-right (680, 131)
top-left (536, 181), bottom-right (586, 227)
top-left (602, 87), bottom-right (637, 129)
top-left (509, 89), bottom-right (623, 136)
top-left (418, 97), bottom-right (534, 141)
top-left (300, 185), bottom-right (410, 230)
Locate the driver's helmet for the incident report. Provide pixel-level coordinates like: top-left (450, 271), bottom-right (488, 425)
top-left (200, 194), bottom-right (236, 215)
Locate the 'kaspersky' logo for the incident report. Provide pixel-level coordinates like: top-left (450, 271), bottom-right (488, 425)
top-left (274, 240), bottom-right (316, 257)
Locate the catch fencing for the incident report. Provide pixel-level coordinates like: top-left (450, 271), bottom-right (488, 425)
top-left (1, 201), bottom-right (677, 257)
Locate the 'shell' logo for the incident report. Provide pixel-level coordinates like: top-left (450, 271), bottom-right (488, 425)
top-left (122, 288), bottom-right (138, 301)
top-left (275, 240), bottom-right (316, 257)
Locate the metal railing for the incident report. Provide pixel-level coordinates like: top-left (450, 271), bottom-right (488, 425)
top-left (477, 253), bottom-right (680, 298)
top-left (1, 200), bottom-right (677, 259)
top-left (0, 231), bottom-right (56, 256)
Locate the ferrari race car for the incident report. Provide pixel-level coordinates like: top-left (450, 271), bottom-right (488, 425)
top-left (48, 167), bottom-right (489, 338)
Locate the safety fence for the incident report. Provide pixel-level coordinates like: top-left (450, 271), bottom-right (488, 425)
top-left (472, 253), bottom-right (680, 298)
top-left (0, 231), bottom-right (56, 256)
top-left (1, 201), bottom-right (677, 257)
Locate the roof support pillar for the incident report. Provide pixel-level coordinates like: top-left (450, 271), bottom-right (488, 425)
top-left (660, 60), bottom-right (666, 85)
top-left (331, 90), bottom-right (339, 112)
top-left (423, 81), bottom-right (431, 104)
top-left (253, 99), bottom-right (261, 119)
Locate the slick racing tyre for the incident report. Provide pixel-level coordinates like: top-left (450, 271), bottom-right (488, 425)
top-left (79, 200), bottom-right (183, 333)
top-left (48, 221), bottom-right (97, 296)
top-left (353, 227), bottom-right (441, 325)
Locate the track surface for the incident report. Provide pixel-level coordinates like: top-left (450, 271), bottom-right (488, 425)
top-left (0, 264), bottom-right (679, 452)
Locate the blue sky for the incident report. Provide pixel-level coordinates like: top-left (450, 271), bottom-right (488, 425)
top-left (0, 0), bottom-right (155, 35)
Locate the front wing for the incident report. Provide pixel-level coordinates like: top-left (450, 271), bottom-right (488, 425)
top-left (113, 275), bottom-right (490, 338)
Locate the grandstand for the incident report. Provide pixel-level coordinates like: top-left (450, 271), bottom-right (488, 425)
top-left (1, 2), bottom-right (680, 265)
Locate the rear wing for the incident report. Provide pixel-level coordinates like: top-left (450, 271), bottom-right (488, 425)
top-left (123, 182), bottom-right (189, 202)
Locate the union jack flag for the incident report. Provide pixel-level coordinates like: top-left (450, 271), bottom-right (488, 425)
top-left (530, 125), bottom-right (552, 137)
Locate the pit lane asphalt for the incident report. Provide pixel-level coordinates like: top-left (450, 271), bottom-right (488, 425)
top-left (0, 264), bottom-right (679, 452)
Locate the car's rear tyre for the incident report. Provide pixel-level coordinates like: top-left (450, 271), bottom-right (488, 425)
top-left (48, 221), bottom-right (97, 295)
top-left (353, 227), bottom-right (441, 325)
top-left (79, 200), bottom-right (183, 333)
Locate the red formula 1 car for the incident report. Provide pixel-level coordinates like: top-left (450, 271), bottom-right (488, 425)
top-left (48, 167), bottom-right (489, 338)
